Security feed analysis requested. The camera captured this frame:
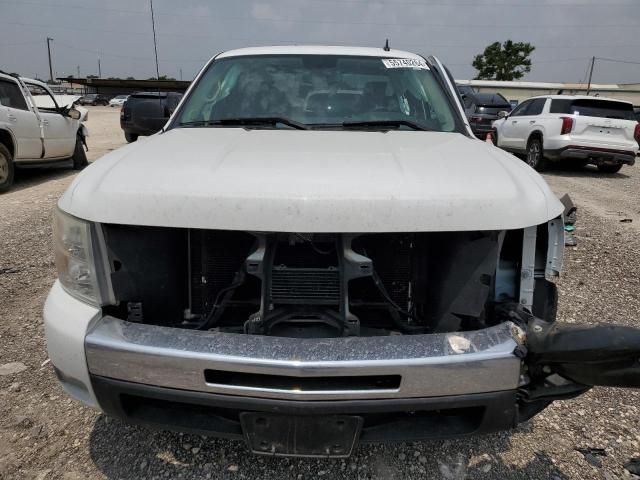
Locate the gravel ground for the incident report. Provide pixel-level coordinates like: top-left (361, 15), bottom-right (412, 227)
top-left (1, 108), bottom-right (639, 479)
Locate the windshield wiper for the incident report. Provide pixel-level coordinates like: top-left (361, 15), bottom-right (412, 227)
top-left (179, 117), bottom-right (309, 130)
top-left (341, 119), bottom-right (432, 131)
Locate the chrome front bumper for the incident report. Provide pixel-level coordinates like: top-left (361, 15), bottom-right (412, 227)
top-left (85, 317), bottom-right (523, 401)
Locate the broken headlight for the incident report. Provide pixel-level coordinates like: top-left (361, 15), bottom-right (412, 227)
top-left (53, 208), bottom-right (101, 306)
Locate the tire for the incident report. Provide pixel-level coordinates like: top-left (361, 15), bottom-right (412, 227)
top-left (124, 132), bottom-right (138, 143)
top-left (71, 135), bottom-right (88, 170)
top-left (491, 129), bottom-right (498, 146)
top-left (526, 137), bottom-right (547, 171)
top-left (597, 163), bottom-right (623, 174)
top-left (0, 143), bottom-right (15, 193)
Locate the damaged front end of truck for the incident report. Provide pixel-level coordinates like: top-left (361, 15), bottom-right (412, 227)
top-left (53, 209), bottom-right (637, 456)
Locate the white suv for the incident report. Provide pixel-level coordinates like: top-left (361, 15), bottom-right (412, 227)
top-left (492, 95), bottom-right (639, 173)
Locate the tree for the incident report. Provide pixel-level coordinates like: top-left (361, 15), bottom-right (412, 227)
top-left (125, 76), bottom-right (135, 80)
top-left (472, 40), bottom-right (535, 81)
top-left (87, 74), bottom-right (98, 79)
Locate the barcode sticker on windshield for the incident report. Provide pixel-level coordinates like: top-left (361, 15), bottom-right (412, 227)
top-left (382, 58), bottom-right (430, 70)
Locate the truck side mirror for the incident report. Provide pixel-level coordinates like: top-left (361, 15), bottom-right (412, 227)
top-left (497, 110), bottom-right (509, 119)
top-left (67, 108), bottom-right (81, 120)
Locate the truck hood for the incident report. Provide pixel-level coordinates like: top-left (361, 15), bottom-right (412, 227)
top-left (60, 128), bottom-right (563, 232)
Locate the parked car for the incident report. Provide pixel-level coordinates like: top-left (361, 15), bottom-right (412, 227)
top-left (120, 91), bottom-right (182, 142)
top-left (493, 95), bottom-right (639, 172)
top-left (456, 83), bottom-right (475, 97)
top-left (44, 46), bottom-right (640, 458)
top-left (462, 92), bottom-right (512, 139)
top-left (109, 94), bottom-right (129, 107)
top-left (0, 72), bottom-right (88, 192)
top-left (78, 93), bottom-right (110, 106)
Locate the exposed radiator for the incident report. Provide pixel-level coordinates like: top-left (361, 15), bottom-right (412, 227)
top-left (190, 230), bottom-right (255, 315)
top-left (271, 266), bottom-right (340, 305)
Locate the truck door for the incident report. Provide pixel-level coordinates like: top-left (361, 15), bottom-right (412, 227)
top-left (23, 82), bottom-right (76, 159)
top-left (499, 99), bottom-right (533, 149)
top-left (0, 77), bottom-right (42, 159)
top-left (511, 98), bottom-right (547, 147)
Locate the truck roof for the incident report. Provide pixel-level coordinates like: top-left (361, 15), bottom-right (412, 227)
top-left (216, 45), bottom-right (424, 60)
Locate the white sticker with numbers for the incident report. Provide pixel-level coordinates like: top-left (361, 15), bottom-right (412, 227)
top-left (381, 58), bottom-right (430, 70)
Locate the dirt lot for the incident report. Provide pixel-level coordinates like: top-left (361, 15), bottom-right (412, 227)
top-left (1, 106), bottom-right (639, 480)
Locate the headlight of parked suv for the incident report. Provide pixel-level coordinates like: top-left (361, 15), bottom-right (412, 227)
top-left (53, 208), bottom-right (102, 306)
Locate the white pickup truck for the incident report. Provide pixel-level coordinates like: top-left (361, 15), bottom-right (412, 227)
top-left (492, 95), bottom-right (640, 173)
top-left (0, 72), bottom-right (88, 192)
top-left (44, 46), bottom-right (640, 458)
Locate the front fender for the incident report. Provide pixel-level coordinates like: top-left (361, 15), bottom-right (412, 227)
top-left (528, 127), bottom-right (546, 143)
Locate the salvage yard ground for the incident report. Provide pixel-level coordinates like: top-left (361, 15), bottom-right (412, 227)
top-left (1, 106), bottom-right (639, 480)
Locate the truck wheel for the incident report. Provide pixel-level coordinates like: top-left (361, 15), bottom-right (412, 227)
top-left (597, 163), bottom-right (623, 174)
top-left (125, 132), bottom-right (138, 143)
top-left (0, 143), bottom-right (15, 193)
top-left (71, 135), bottom-right (88, 170)
top-left (526, 138), bottom-right (547, 171)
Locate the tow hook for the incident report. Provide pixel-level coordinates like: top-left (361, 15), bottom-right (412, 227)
top-left (526, 317), bottom-right (640, 388)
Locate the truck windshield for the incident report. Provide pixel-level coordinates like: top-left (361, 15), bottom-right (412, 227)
top-left (175, 55), bottom-right (458, 132)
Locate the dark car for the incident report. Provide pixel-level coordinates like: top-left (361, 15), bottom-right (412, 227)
top-left (456, 84), bottom-right (476, 97)
top-left (78, 93), bottom-right (111, 106)
top-left (634, 107), bottom-right (640, 122)
top-left (120, 91), bottom-right (183, 142)
top-left (462, 92), bottom-right (512, 139)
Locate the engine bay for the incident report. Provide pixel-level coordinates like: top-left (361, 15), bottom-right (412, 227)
top-left (101, 226), bottom-right (557, 337)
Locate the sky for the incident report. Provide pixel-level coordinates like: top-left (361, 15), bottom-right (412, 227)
top-left (0, 0), bottom-right (639, 84)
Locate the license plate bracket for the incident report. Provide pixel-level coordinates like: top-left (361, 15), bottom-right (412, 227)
top-left (240, 413), bottom-right (362, 458)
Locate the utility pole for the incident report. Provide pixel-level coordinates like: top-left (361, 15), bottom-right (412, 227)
top-left (77, 65), bottom-right (80, 78)
top-left (46, 37), bottom-right (54, 83)
top-left (150, 0), bottom-right (160, 81)
top-left (98, 58), bottom-right (101, 78)
top-left (586, 56), bottom-right (595, 95)
top-left (179, 67), bottom-right (182, 81)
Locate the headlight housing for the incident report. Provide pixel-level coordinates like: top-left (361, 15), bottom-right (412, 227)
top-left (53, 208), bottom-right (102, 305)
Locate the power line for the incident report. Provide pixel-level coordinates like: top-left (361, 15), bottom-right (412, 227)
top-left (1, 22), bottom-right (636, 50)
top-left (1, 0), bottom-right (636, 11)
top-left (52, 41), bottom-right (207, 63)
top-left (1, 0), bottom-right (639, 28)
top-left (0, 40), bottom-right (43, 47)
top-left (0, 0), bottom-right (147, 15)
top-left (577, 58), bottom-right (593, 86)
top-left (595, 56), bottom-right (640, 66)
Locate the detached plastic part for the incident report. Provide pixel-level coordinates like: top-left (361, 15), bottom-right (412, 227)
top-left (559, 193), bottom-right (577, 225)
top-left (526, 318), bottom-right (640, 388)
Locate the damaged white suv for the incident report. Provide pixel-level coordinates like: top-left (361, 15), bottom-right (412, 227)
top-left (44, 46), bottom-right (640, 458)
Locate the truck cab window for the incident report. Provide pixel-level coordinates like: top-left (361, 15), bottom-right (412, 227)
top-left (0, 79), bottom-right (29, 110)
